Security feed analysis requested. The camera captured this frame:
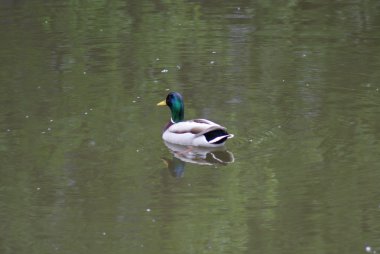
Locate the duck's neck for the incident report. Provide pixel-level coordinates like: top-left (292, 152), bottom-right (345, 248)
top-left (170, 102), bottom-right (184, 123)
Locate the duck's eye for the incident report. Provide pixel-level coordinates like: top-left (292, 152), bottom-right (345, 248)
top-left (166, 96), bottom-right (172, 106)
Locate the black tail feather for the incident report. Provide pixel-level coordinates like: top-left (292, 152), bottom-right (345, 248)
top-left (204, 129), bottom-right (229, 144)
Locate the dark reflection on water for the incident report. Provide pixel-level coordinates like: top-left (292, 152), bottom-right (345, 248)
top-left (1, 0), bottom-right (380, 254)
top-left (162, 141), bottom-right (234, 178)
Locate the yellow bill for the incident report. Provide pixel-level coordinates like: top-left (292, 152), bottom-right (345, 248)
top-left (157, 100), bottom-right (167, 106)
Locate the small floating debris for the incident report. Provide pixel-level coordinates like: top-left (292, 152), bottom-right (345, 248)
top-left (83, 71), bottom-right (87, 75)
top-left (176, 65), bottom-right (181, 70)
top-left (36, 187), bottom-right (40, 191)
top-left (210, 61), bottom-right (215, 64)
top-left (25, 115), bottom-right (30, 119)
top-left (99, 29), bottom-right (103, 32)
top-left (156, 58), bottom-right (160, 61)
top-left (365, 245), bottom-right (372, 253)
top-left (146, 208), bottom-right (151, 212)
top-left (165, 88), bottom-right (170, 91)
top-left (50, 119), bottom-right (54, 122)
top-left (132, 100), bottom-right (136, 103)
top-left (47, 127), bottom-right (51, 131)
top-left (89, 108), bottom-right (93, 111)
top-left (6, 129), bottom-right (11, 132)
top-left (161, 69), bottom-right (168, 73)
top-left (84, 112), bottom-right (88, 115)
top-left (102, 232), bottom-right (106, 236)
top-left (212, 51), bottom-right (216, 54)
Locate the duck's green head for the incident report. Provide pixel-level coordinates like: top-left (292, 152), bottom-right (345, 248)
top-left (157, 92), bottom-right (184, 123)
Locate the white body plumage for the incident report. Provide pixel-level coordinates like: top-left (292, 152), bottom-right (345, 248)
top-left (162, 119), bottom-right (234, 147)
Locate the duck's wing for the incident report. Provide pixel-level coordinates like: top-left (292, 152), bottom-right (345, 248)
top-left (167, 119), bottom-right (226, 135)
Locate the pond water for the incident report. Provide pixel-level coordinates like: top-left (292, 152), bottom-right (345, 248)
top-left (1, 1), bottom-right (380, 253)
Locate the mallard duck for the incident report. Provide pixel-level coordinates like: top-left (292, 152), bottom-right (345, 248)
top-left (157, 92), bottom-right (234, 147)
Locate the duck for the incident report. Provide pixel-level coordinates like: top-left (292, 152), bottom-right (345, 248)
top-left (157, 92), bottom-right (234, 147)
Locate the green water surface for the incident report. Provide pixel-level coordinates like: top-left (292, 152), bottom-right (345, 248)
top-left (1, 1), bottom-right (380, 253)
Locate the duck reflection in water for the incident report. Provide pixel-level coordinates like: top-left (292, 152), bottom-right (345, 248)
top-left (162, 141), bottom-right (235, 178)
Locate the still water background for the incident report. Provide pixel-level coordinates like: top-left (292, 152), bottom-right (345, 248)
top-left (1, 1), bottom-right (380, 253)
